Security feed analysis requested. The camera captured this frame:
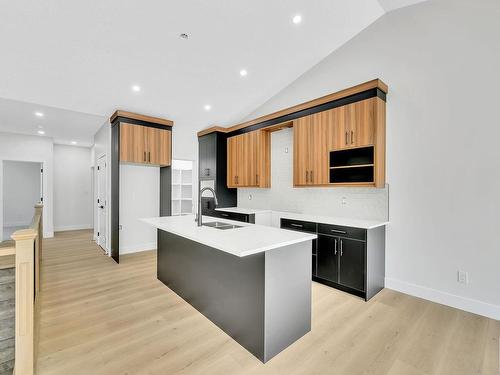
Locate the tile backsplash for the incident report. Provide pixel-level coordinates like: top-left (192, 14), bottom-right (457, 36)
top-left (237, 128), bottom-right (388, 221)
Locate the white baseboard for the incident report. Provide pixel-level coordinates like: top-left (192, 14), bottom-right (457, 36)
top-left (119, 242), bottom-right (156, 255)
top-left (54, 224), bottom-right (92, 232)
top-left (386, 277), bottom-right (500, 321)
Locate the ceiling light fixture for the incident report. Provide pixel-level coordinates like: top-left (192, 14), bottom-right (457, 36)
top-left (240, 69), bottom-right (248, 77)
top-left (37, 130), bottom-right (45, 135)
top-left (35, 111), bottom-right (44, 117)
top-left (71, 141), bottom-right (77, 145)
top-left (131, 85), bottom-right (141, 92)
top-left (292, 14), bottom-right (302, 24)
top-left (179, 33), bottom-right (189, 39)
top-left (204, 104), bottom-right (212, 111)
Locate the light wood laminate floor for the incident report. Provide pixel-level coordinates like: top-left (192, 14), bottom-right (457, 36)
top-left (36, 230), bottom-right (500, 375)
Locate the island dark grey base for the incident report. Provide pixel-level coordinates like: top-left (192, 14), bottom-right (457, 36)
top-left (157, 230), bottom-right (312, 363)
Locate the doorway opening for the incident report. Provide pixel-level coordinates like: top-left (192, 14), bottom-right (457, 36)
top-left (2, 160), bottom-right (43, 241)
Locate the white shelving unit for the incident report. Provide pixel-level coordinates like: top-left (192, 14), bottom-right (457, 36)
top-left (171, 159), bottom-right (194, 216)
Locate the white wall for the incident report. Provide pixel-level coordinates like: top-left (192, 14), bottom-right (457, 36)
top-left (2, 160), bottom-right (41, 227)
top-left (240, 0), bottom-right (500, 319)
top-left (0, 132), bottom-right (54, 239)
top-left (53, 144), bottom-right (92, 231)
top-left (119, 164), bottom-right (159, 253)
top-left (238, 128), bottom-right (388, 220)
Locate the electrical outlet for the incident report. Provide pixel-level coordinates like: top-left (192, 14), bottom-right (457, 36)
top-left (119, 224), bottom-right (123, 231)
top-left (341, 196), bottom-right (347, 206)
top-left (457, 270), bottom-right (469, 284)
top-left (284, 147), bottom-right (289, 154)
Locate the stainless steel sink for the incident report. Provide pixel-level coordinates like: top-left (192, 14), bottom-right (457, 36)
top-left (203, 221), bottom-right (243, 230)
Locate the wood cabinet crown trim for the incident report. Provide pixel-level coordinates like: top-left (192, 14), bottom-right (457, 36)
top-left (110, 110), bottom-right (174, 127)
top-left (197, 79), bottom-right (387, 137)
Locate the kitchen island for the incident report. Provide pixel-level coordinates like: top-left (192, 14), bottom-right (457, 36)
top-left (142, 215), bottom-right (316, 363)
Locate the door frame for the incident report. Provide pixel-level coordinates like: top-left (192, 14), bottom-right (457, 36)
top-left (0, 158), bottom-right (45, 242)
top-left (96, 153), bottom-right (109, 254)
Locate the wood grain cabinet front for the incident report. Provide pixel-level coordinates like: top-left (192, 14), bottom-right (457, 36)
top-left (227, 130), bottom-right (270, 188)
top-left (119, 123), bottom-right (171, 166)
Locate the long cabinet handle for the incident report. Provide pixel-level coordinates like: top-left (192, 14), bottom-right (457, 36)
top-left (256, 174), bottom-right (259, 185)
top-left (306, 171), bottom-right (309, 183)
top-left (340, 240), bottom-right (343, 256)
top-left (330, 229), bottom-right (347, 234)
top-left (290, 223), bottom-right (303, 228)
top-left (334, 238), bottom-right (338, 255)
top-left (351, 130), bottom-right (354, 145)
top-left (310, 170), bottom-right (313, 183)
top-left (345, 131), bottom-right (348, 145)
top-left (144, 151), bottom-right (146, 162)
top-left (148, 151), bottom-right (151, 162)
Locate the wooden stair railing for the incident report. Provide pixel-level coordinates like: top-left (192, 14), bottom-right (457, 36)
top-left (3, 203), bottom-right (43, 375)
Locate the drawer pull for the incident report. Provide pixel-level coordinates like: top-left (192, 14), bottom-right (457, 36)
top-left (221, 213), bottom-right (229, 217)
top-left (290, 223), bottom-right (303, 228)
top-left (330, 229), bottom-right (347, 234)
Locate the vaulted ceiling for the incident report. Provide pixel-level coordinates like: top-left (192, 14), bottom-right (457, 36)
top-left (0, 0), bottom-right (427, 146)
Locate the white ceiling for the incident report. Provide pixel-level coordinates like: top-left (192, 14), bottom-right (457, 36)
top-left (0, 0), bottom-right (427, 146)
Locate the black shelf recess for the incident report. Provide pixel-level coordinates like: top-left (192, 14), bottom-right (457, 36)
top-left (330, 146), bottom-right (374, 167)
top-left (330, 146), bottom-right (374, 183)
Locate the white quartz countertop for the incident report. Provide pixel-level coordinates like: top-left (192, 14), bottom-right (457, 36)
top-left (142, 215), bottom-right (316, 257)
top-left (275, 211), bottom-right (389, 229)
top-left (214, 207), bottom-right (388, 229)
top-left (214, 207), bottom-right (272, 215)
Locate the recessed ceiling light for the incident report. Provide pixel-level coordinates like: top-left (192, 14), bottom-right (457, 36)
top-left (240, 69), bottom-right (248, 77)
top-left (292, 14), bottom-right (302, 24)
top-left (131, 85), bottom-right (141, 92)
top-left (37, 130), bottom-right (45, 135)
top-left (35, 111), bottom-right (44, 117)
top-left (204, 104), bottom-right (212, 111)
top-left (71, 141), bottom-right (77, 145)
top-left (179, 33), bottom-right (189, 40)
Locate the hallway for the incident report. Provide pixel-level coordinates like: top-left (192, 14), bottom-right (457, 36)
top-left (36, 230), bottom-right (500, 375)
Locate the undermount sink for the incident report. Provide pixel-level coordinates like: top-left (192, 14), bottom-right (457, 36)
top-left (203, 221), bottom-right (243, 230)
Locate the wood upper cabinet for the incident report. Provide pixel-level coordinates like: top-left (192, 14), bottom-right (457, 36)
top-left (147, 127), bottom-right (172, 166)
top-left (120, 123), bottom-right (146, 163)
top-left (227, 130), bottom-right (270, 188)
top-left (336, 98), bottom-right (375, 149)
top-left (119, 123), bottom-right (171, 166)
top-left (293, 114), bottom-right (329, 186)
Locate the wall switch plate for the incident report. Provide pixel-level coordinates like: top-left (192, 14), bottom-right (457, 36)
top-left (119, 224), bottom-right (123, 230)
top-left (457, 270), bottom-right (469, 284)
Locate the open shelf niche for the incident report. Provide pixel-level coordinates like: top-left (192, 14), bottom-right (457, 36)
top-left (171, 159), bottom-right (194, 216)
top-left (329, 146), bottom-right (375, 184)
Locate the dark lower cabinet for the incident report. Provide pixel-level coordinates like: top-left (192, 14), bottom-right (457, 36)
top-left (338, 238), bottom-right (365, 292)
top-left (281, 218), bottom-right (385, 301)
top-left (317, 235), bottom-right (338, 283)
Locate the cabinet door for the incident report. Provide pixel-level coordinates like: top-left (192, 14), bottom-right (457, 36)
top-left (239, 132), bottom-right (258, 187)
top-left (293, 116), bottom-right (311, 186)
top-left (227, 135), bottom-right (239, 187)
top-left (309, 111), bottom-right (330, 185)
top-left (199, 134), bottom-right (216, 179)
top-left (339, 238), bottom-right (365, 291)
top-left (345, 98), bottom-right (375, 147)
top-left (329, 106), bottom-right (349, 150)
top-left (120, 123), bottom-right (146, 163)
top-left (145, 127), bottom-right (171, 166)
top-left (316, 235), bottom-right (339, 283)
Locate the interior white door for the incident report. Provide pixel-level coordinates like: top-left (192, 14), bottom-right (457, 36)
top-left (97, 155), bottom-right (107, 251)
